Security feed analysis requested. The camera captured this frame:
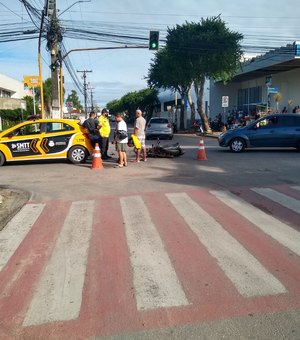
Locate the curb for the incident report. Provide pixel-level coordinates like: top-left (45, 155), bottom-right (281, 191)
top-left (0, 188), bottom-right (30, 231)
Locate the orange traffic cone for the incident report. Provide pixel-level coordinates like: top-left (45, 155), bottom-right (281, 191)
top-left (91, 143), bottom-right (103, 170)
top-left (197, 138), bottom-right (207, 160)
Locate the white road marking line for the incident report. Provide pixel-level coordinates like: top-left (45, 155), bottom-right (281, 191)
top-left (211, 190), bottom-right (300, 257)
top-left (167, 193), bottom-right (286, 298)
top-left (0, 204), bottom-right (45, 272)
top-left (23, 201), bottom-right (94, 326)
top-left (252, 188), bottom-right (300, 215)
top-left (120, 196), bottom-right (189, 310)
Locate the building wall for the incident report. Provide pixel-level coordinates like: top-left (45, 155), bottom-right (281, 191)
top-left (210, 68), bottom-right (300, 118)
top-left (156, 80), bottom-right (210, 129)
top-left (0, 74), bottom-right (27, 100)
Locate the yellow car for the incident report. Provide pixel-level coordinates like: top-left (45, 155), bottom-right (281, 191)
top-left (0, 118), bottom-right (94, 166)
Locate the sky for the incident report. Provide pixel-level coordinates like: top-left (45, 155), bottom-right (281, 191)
top-left (0, 0), bottom-right (300, 107)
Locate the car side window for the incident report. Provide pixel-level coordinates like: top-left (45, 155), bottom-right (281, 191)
top-left (257, 117), bottom-right (278, 128)
top-left (295, 117), bottom-right (300, 126)
top-left (18, 123), bottom-right (41, 135)
top-left (276, 117), bottom-right (295, 127)
top-left (44, 122), bottom-right (75, 133)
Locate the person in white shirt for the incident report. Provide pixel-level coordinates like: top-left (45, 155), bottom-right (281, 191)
top-left (114, 113), bottom-right (128, 168)
top-left (133, 109), bottom-right (147, 162)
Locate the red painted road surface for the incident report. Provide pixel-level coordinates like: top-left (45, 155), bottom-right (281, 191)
top-left (0, 185), bottom-right (299, 339)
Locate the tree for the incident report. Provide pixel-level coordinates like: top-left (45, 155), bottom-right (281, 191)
top-left (148, 18), bottom-right (243, 131)
top-left (66, 90), bottom-right (83, 111)
top-left (107, 88), bottom-right (158, 121)
top-left (147, 48), bottom-right (193, 130)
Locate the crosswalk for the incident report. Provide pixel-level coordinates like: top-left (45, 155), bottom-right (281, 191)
top-left (0, 185), bottom-right (299, 339)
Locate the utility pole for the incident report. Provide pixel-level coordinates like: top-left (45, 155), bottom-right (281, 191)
top-left (46, 0), bottom-right (62, 118)
top-left (77, 70), bottom-right (92, 118)
top-left (88, 86), bottom-right (95, 112)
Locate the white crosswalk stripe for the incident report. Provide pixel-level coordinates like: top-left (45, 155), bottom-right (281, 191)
top-left (23, 201), bottom-right (95, 326)
top-left (120, 196), bottom-right (189, 310)
top-left (1, 186), bottom-right (299, 326)
top-left (167, 192), bottom-right (286, 298)
top-left (0, 204), bottom-right (45, 271)
top-left (211, 190), bottom-right (300, 257)
top-left (252, 187), bottom-right (300, 214)
top-left (292, 186), bottom-right (300, 192)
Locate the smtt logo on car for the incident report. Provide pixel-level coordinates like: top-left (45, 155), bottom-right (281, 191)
top-left (14, 142), bottom-right (30, 152)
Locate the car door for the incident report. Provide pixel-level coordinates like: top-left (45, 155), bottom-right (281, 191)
top-left (275, 116), bottom-right (300, 147)
top-left (40, 121), bottom-right (77, 158)
top-left (248, 116), bottom-right (280, 147)
top-left (0, 122), bottom-right (44, 161)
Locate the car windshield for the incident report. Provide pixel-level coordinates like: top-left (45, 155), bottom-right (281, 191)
top-left (150, 118), bottom-right (168, 124)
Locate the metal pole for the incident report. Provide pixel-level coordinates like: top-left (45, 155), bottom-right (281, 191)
top-left (61, 45), bottom-right (148, 61)
top-left (60, 64), bottom-right (64, 117)
top-left (33, 87), bottom-right (36, 115)
top-left (38, 10), bottom-right (45, 118)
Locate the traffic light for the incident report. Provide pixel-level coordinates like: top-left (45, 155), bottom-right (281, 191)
top-left (149, 30), bottom-right (159, 51)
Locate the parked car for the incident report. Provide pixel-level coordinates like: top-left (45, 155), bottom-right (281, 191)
top-left (0, 118), bottom-right (94, 166)
top-left (146, 117), bottom-right (173, 140)
top-left (218, 113), bottom-right (300, 152)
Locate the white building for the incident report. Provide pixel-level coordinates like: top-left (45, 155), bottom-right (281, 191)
top-left (0, 74), bottom-right (29, 110)
top-left (155, 82), bottom-right (210, 129)
top-left (210, 43), bottom-right (300, 120)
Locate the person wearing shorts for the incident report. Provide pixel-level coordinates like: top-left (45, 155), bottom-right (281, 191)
top-left (114, 113), bottom-right (128, 168)
top-left (134, 109), bottom-right (147, 162)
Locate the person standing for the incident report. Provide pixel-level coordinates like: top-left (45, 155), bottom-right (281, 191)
top-left (114, 113), bottom-right (128, 168)
top-left (82, 111), bottom-right (100, 148)
top-left (133, 109), bottom-right (147, 162)
top-left (98, 108), bottom-right (111, 159)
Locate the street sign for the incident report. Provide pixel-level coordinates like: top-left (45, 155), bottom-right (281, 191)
top-left (23, 76), bottom-right (41, 88)
top-left (66, 101), bottom-right (73, 114)
top-left (222, 96), bottom-right (229, 108)
top-left (268, 87), bottom-right (279, 94)
top-left (265, 75), bottom-right (272, 86)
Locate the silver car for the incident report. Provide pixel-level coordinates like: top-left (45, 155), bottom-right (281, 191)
top-left (146, 117), bottom-right (174, 140)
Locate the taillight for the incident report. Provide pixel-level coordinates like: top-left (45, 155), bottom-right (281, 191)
top-left (167, 123), bottom-right (172, 128)
top-left (83, 133), bottom-right (89, 139)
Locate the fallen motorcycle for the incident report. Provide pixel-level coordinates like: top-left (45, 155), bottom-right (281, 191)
top-left (147, 140), bottom-right (184, 158)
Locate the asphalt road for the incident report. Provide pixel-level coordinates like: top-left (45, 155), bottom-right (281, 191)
top-left (0, 134), bottom-right (299, 340)
top-left (0, 134), bottom-right (299, 201)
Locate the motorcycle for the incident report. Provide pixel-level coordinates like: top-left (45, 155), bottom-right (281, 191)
top-left (147, 139), bottom-right (184, 158)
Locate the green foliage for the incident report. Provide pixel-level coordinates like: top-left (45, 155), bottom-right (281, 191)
top-left (147, 17), bottom-right (243, 130)
top-left (107, 88), bottom-right (158, 121)
top-left (66, 90), bottom-right (83, 110)
top-left (166, 18), bottom-right (243, 81)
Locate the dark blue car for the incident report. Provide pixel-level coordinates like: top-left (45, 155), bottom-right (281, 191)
top-left (218, 113), bottom-right (300, 152)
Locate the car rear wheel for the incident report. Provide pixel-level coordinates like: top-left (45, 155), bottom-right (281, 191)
top-left (68, 146), bottom-right (88, 164)
top-left (229, 138), bottom-right (245, 153)
top-left (0, 152), bottom-right (5, 166)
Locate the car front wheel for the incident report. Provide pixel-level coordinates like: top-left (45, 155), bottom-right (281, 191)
top-left (0, 152), bottom-right (5, 166)
top-left (68, 146), bottom-right (88, 164)
top-left (229, 138), bottom-right (245, 153)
